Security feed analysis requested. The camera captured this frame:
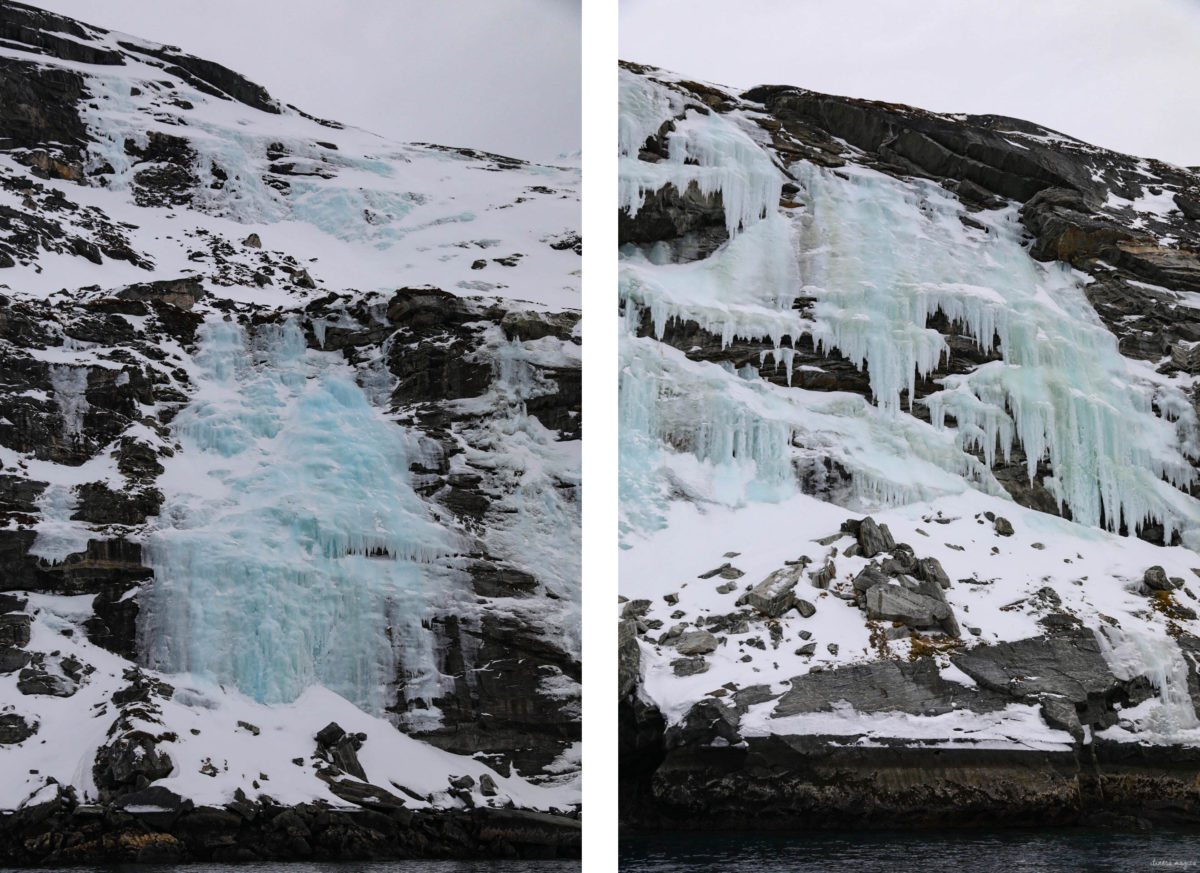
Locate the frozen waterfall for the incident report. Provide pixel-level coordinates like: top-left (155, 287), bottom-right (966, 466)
top-left (139, 319), bottom-right (458, 717)
top-left (618, 70), bottom-right (1200, 544)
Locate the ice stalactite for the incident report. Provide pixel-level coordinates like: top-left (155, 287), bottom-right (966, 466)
top-left (139, 319), bottom-right (459, 716)
top-left (617, 332), bottom-right (1001, 538)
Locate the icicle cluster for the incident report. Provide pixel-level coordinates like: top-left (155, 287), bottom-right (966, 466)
top-left (618, 69), bottom-right (782, 239)
top-left (792, 163), bottom-right (1200, 540)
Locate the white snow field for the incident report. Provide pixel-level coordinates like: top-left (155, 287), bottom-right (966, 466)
top-left (619, 66), bottom-right (1200, 750)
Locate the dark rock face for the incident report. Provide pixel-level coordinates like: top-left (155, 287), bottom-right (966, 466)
top-left (0, 798), bottom-right (580, 864)
top-left (421, 612), bottom-right (580, 777)
top-left (619, 181), bottom-right (729, 262)
top-left (622, 627), bottom-right (1200, 831)
top-left (631, 735), bottom-right (1200, 831)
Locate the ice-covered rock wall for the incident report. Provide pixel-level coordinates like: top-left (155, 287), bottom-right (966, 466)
top-left (618, 65), bottom-right (1200, 545)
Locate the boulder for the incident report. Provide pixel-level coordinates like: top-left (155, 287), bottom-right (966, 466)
top-left (864, 584), bottom-right (949, 628)
top-left (675, 630), bottom-right (718, 656)
top-left (0, 612), bottom-right (31, 647)
top-left (853, 565), bottom-right (889, 592)
top-left (671, 657), bottom-right (708, 677)
top-left (856, 516), bottom-right (895, 557)
top-left (116, 276), bottom-right (206, 310)
top-left (0, 713), bottom-right (36, 744)
top-left (314, 722), bottom-right (367, 781)
top-left (741, 565), bottom-right (802, 617)
top-left (1144, 566), bottom-right (1181, 591)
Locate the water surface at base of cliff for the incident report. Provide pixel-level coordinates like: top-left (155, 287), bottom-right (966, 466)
top-left (621, 830), bottom-right (1200, 873)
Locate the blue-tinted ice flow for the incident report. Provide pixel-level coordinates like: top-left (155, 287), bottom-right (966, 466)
top-left (619, 70), bottom-right (1200, 546)
top-left (139, 320), bottom-right (457, 714)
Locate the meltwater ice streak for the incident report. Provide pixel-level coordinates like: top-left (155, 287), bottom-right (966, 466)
top-left (618, 67), bottom-right (1200, 546)
top-left (139, 319), bottom-right (460, 715)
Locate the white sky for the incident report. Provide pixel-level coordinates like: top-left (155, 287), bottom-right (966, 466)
top-left (620, 0), bottom-right (1200, 168)
top-left (32, 0), bottom-right (581, 162)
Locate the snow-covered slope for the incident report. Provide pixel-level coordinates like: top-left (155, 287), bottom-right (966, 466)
top-left (619, 61), bottom-right (1200, 829)
top-left (0, 4), bottom-right (580, 859)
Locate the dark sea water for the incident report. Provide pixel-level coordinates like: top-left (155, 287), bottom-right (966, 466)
top-left (0, 863), bottom-right (579, 872)
top-left (621, 830), bottom-right (1200, 873)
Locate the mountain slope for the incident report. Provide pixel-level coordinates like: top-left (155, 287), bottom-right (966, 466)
top-left (619, 60), bottom-right (1200, 830)
top-left (0, 3), bottom-right (580, 862)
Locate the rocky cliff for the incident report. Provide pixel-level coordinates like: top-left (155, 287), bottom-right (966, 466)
top-left (0, 3), bottom-right (580, 863)
top-left (619, 60), bottom-right (1200, 830)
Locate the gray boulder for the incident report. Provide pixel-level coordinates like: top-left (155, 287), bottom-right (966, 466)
top-left (671, 657), bottom-right (709, 676)
top-left (741, 565), bottom-right (803, 617)
top-left (864, 584), bottom-right (949, 628)
top-left (675, 630), bottom-right (718, 656)
top-left (856, 516), bottom-right (895, 558)
top-left (915, 557), bottom-right (951, 590)
top-left (853, 565), bottom-right (889, 592)
top-left (1144, 566), bottom-right (1181, 591)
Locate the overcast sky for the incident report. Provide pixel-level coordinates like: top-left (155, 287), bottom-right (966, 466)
top-left (621, 0), bottom-right (1200, 168)
top-left (34, 0), bottom-right (581, 162)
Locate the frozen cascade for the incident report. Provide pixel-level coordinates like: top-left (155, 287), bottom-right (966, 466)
top-left (618, 86), bottom-right (1200, 542)
top-left (794, 163), bottom-right (1200, 541)
top-left (49, 364), bottom-right (89, 438)
top-left (619, 69), bottom-right (782, 239)
top-left (139, 319), bottom-right (459, 718)
top-left (1095, 625), bottom-right (1200, 740)
top-left (29, 483), bottom-right (91, 562)
top-left (618, 332), bottom-right (1001, 538)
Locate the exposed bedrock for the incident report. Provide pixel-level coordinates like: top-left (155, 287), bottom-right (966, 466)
top-left (627, 737), bottom-right (1200, 831)
top-left (620, 629), bottom-right (1200, 830)
top-left (0, 781), bottom-right (580, 864)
